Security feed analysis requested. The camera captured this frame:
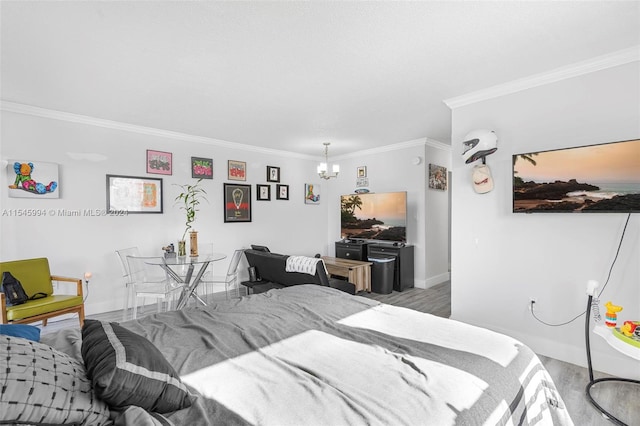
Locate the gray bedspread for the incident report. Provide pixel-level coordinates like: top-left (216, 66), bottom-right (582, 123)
top-left (44, 285), bottom-right (574, 426)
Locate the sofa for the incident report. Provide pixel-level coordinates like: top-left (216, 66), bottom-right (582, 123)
top-left (243, 249), bottom-right (356, 295)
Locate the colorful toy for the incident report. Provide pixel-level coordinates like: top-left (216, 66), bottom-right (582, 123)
top-left (8, 162), bottom-right (57, 194)
top-left (621, 321), bottom-right (639, 337)
top-left (604, 301), bottom-right (623, 328)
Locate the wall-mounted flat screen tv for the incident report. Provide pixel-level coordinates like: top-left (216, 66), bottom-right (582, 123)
top-left (340, 191), bottom-right (407, 242)
top-left (513, 139), bottom-right (640, 213)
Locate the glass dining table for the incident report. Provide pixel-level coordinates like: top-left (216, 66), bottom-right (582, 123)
top-left (146, 253), bottom-right (226, 310)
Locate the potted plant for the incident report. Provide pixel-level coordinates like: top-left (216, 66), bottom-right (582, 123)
top-left (174, 179), bottom-right (207, 256)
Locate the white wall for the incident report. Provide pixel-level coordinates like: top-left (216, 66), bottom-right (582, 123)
top-left (450, 62), bottom-right (640, 379)
top-left (1, 109), bottom-right (452, 316)
top-left (0, 111), bottom-right (330, 315)
top-left (326, 139), bottom-right (451, 289)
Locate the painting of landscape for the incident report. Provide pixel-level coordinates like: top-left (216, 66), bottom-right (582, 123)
top-left (513, 139), bottom-right (640, 213)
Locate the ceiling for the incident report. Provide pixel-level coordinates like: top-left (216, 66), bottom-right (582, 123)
top-left (1, 1), bottom-right (638, 157)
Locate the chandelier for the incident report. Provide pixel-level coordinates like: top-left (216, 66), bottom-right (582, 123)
top-left (317, 142), bottom-right (340, 180)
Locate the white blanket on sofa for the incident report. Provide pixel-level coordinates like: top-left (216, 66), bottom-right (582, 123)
top-left (285, 256), bottom-right (319, 275)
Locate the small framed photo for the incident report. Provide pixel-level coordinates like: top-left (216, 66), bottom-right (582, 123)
top-left (224, 183), bottom-right (251, 222)
top-left (266, 166), bottom-right (280, 182)
top-left (228, 160), bottom-right (246, 181)
top-left (357, 166), bottom-right (367, 178)
top-left (106, 174), bottom-right (163, 213)
top-left (147, 150), bottom-right (172, 175)
top-left (428, 163), bottom-right (448, 191)
top-left (257, 184), bottom-right (271, 201)
top-left (191, 157), bottom-right (213, 179)
top-left (304, 183), bottom-right (320, 204)
top-left (276, 184), bottom-right (289, 200)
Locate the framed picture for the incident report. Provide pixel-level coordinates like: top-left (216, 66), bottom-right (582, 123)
top-left (224, 183), bottom-right (251, 222)
top-left (266, 166), bottom-right (280, 182)
top-left (191, 157), bottom-right (213, 179)
top-left (146, 150), bottom-right (172, 175)
top-left (304, 183), bottom-right (320, 204)
top-left (357, 166), bottom-right (367, 178)
top-left (428, 163), bottom-right (448, 191)
top-left (257, 184), bottom-right (271, 201)
top-left (7, 160), bottom-right (60, 199)
top-left (106, 174), bottom-right (163, 213)
top-left (276, 184), bottom-right (289, 200)
top-left (228, 160), bottom-right (246, 181)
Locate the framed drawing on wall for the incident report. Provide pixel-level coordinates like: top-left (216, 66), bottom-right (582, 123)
top-left (224, 183), bottom-right (251, 222)
top-left (106, 174), bottom-right (163, 213)
top-left (146, 150), bottom-right (172, 175)
top-left (276, 184), bottom-right (289, 200)
top-left (304, 183), bottom-right (320, 204)
top-left (428, 163), bottom-right (448, 191)
top-left (228, 160), bottom-right (246, 181)
top-left (257, 184), bottom-right (271, 201)
top-left (191, 157), bottom-right (213, 179)
top-left (266, 166), bottom-right (280, 182)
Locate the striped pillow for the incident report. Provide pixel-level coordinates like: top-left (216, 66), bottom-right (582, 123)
top-left (81, 319), bottom-right (192, 414)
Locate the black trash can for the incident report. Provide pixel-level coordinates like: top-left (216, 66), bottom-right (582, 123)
top-left (369, 257), bottom-right (395, 294)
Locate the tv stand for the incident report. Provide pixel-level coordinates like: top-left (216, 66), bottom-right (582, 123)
top-left (335, 240), bottom-right (369, 261)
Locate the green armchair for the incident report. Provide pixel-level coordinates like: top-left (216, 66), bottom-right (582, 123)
top-left (0, 258), bottom-right (85, 327)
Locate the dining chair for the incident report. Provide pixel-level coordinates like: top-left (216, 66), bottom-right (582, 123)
top-left (115, 247), bottom-right (140, 321)
top-left (200, 249), bottom-right (244, 300)
top-left (125, 255), bottom-right (184, 319)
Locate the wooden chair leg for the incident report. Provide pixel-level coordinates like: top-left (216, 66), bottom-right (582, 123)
top-left (78, 305), bottom-right (85, 327)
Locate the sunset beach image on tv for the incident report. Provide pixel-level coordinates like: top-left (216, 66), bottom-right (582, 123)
top-left (340, 192), bottom-right (407, 241)
top-left (513, 139), bottom-right (640, 213)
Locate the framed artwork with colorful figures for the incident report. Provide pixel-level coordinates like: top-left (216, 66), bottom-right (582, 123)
top-left (191, 157), bottom-right (213, 179)
top-left (7, 160), bottom-right (59, 198)
top-left (146, 150), bottom-right (172, 175)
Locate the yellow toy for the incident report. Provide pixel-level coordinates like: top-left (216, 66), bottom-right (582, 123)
top-left (604, 301), bottom-right (623, 328)
top-left (621, 321), bottom-right (639, 337)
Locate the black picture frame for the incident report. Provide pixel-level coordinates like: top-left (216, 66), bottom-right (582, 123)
top-left (276, 184), bottom-right (289, 200)
top-left (106, 174), bottom-right (163, 213)
top-left (224, 183), bottom-right (252, 222)
top-left (266, 166), bottom-right (280, 182)
top-left (191, 157), bottom-right (213, 179)
top-left (257, 184), bottom-right (271, 201)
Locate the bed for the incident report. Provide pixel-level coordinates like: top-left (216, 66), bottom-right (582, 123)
top-left (22, 285), bottom-right (574, 425)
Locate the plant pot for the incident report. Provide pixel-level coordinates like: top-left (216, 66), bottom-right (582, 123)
top-left (178, 240), bottom-right (187, 257)
top-left (189, 231), bottom-right (198, 257)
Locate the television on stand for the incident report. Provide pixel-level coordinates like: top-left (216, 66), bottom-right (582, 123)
top-left (513, 139), bottom-right (640, 213)
top-left (340, 191), bottom-right (407, 243)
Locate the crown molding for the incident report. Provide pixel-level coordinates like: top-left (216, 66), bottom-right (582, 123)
top-left (1, 101), bottom-right (443, 161)
top-left (425, 138), bottom-right (451, 152)
top-left (336, 138), bottom-right (431, 160)
top-left (443, 46), bottom-right (640, 109)
top-left (0, 100), bottom-right (317, 160)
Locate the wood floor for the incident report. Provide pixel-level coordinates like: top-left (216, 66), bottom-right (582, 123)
top-left (39, 282), bottom-right (638, 425)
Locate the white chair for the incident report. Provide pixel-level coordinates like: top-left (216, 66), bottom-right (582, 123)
top-left (115, 247), bottom-right (140, 321)
top-left (126, 255), bottom-right (184, 319)
top-left (200, 249), bottom-right (244, 300)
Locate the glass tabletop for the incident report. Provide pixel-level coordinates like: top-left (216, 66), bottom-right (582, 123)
top-left (145, 253), bottom-right (227, 265)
